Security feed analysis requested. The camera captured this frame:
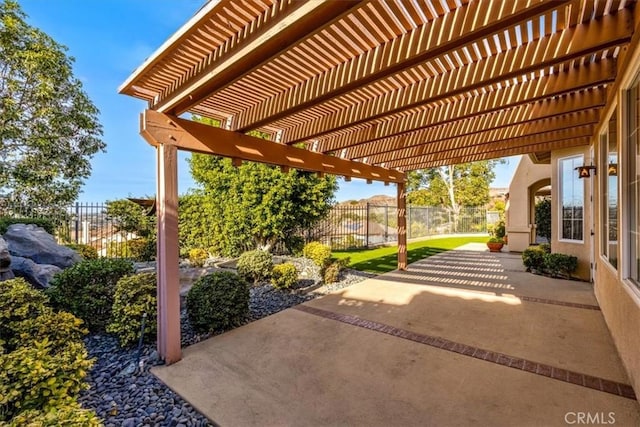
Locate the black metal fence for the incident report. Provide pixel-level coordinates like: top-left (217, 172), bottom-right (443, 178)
top-left (0, 201), bottom-right (491, 255)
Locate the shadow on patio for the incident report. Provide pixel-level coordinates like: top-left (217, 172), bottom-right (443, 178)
top-left (152, 244), bottom-right (640, 426)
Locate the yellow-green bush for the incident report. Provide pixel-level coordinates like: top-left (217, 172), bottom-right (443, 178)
top-left (107, 273), bottom-right (157, 347)
top-left (323, 257), bottom-right (349, 284)
top-left (271, 263), bottom-right (298, 289)
top-left (0, 278), bottom-right (48, 346)
top-left (128, 237), bottom-right (156, 262)
top-left (237, 249), bottom-right (272, 284)
top-left (106, 240), bottom-right (131, 258)
top-left (188, 248), bottom-right (209, 267)
top-left (302, 241), bottom-right (331, 267)
top-left (8, 400), bottom-right (101, 427)
top-left (10, 311), bottom-right (87, 354)
top-left (65, 243), bottom-right (98, 260)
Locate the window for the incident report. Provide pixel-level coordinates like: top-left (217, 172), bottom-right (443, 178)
top-left (627, 81), bottom-right (640, 284)
top-left (601, 112), bottom-right (618, 268)
top-left (559, 155), bottom-right (584, 241)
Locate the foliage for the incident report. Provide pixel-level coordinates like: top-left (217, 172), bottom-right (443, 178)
top-left (188, 248), bottom-right (208, 267)
top-left (65, 243), bottom-right (98, 260)
top-left (185, 124), bottom-right (337, 256)
top-left (487, 237), bottom-right (504, 244)
top-left (8, 400), bottom-right (101, 427)
top-left (491, 220), bottom-right (506, 239)
top-left (107, 273), bottom-right (156, 347)
top-left (46, 258), bottom-right (134, 332)
top-left (237, 249), bottom-right (273, 284)
top-left (0, 217), bottom-right (55, 235)
top-left (128, 237), bottom-right (155, 262)
top-left (0, 340), bottom-right (92, 421)
top-left (105, 198), bottom-right (155, 238)
top-left (539, 243), bottom-right (551, 254)
top-left (535, 199), bottom-right (552, 242)
top-left (543, 253), bottom-right (578, 278)
top-left (522, 247), bottom-right (546, 272)
top-left (9, 310), bottom-right (87, 354)
top-left (0, 278), bottom-right (48, 348)
top-left (186, 272), bottom-right (250, 333)
top-left (303, 241), bottom-right (332, 267)
top-left (271, 263), bottom-right (298, 289)
top-left (342, 234), bottom-right (363, 249)
top-left (0, 0), bottom-right (104, 212)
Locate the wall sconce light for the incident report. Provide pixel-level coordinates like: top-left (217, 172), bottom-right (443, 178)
top-left (608, 163), bottom-right (618, 176)
top-left (575, 164), bottom-right (597, 178)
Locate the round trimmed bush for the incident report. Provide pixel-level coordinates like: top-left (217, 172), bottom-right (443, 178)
top-left (237, 249), bottom-right (273, 284)
top-left (107, 273), bottom-right (157, 347)
top-left (271, 263), bottom-right (298, 289)
top-left (303, 241), bottom-right (332, 267)
top-left (522, 247), bottom-right (545, 272)
top-left (46, 258), bottom-right (135, 332)
top-left (186, 272), bottom-right (250, 333)
top-left (65, 244), bottom-right (98, 260)
top-left (189, 248), bottom-right (209, 267)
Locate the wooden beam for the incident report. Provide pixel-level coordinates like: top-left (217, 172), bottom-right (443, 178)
top-left (321, 85), bottom-right (607, 155)
top-left (387, 127), bottom-right (594, 169)
top-left (400, 137), bottom-right (592, 170)
top-left (233, 0), bottom-right (572, 133)
top-left (153, 1), bottom-right (363, 115)
top-left (141, 110), bottom-right (405, 183)
top-left (155, 143), bottom-right (181, 364)
top-left (280, 14), bottom-right (627, 145)
top-left (397, 182), bottom-right (407, 271)
top-left (363, 110), bottom-right (600, 164)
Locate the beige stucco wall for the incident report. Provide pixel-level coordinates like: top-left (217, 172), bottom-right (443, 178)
top-left (550, 147), bottom-right (592, 281)
top-left (506, 155), bottom-right (550, 252)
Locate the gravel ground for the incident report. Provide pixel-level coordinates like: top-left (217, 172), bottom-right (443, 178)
top-left (81, 261), bottom-right (371, 425)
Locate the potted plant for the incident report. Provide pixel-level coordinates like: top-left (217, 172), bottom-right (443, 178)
top-left (487, 237), bottom-right (504, 252)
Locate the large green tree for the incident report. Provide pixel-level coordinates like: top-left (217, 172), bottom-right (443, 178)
top-left (182, 118), bottom-right (337, 255)
top-left (0, 1), bottom-right (104, 212)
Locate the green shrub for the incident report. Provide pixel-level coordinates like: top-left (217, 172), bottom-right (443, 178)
top-left (535, 199), bottom-right (552, 242)
top-left (284, 235), bottom-right (305, 256)
top-left (106, 240), bottom-right (131, 258)
top-left (47, 258), bottom-right (134, 332)
top-left (237, 249), bottom-right (273, 284)
top-left (0, 278), bottom-right (48, 347)
top-left (189, 248), bottom-right (209, 267)
top-left (128, 237), bottom-right (156, 261)
top-left (544, 253), bottom-right (578, 278)
top-left (522, 247), bottom-right (546, 272)
top-left (539, 243), bottom-right (551, 254)
top-left (322, 257), bottom-right (349, 284)
top-left (271, 263), bottom-right (298, 289)
top-left (107, 273), bottom-right (157, 347)
top-left (0, 217), bottom-right (55, 235)
top-left (10, 311), bottom-right (87, 354)
top-left (0, 340), bottom-right (93, 421)
top-left (488, 237), bottom-right (504, 244)
top-left (8, 400), bottom-right (101, 427)
top-left (492, 220), bottom-right (506, 239)
top-left (186, 272), bottom-right (250, 333)
top-left (65, 244), bottom-right (98, 260)
top-left (303, 241), bottom-right (332, 267)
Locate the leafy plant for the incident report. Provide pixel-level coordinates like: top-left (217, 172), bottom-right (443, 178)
top-left (128, 237), bottom-right (156, 262)
top-left (303, 241), bottom-right (332, 267)
top-left (237, 249), bottom-right (273, 284)
top-left (107, 273), bottom-right (156, 347)
top-left (65, 244), bottom-right (98, 260)
top-left (544, 253), bottom-right (578, 278)
top-left (188, 248), bottom-right (209, 267)
top-left (10, 311), bottom-right (87, 354)
top-left (46, 258), bottom-right (134, 332)
top-left (535, 199), bottom-right (552, 242)
top-left (323, 257), bottom-right (349, 284)
top-left (539, 243), bottom-right (551, 254)
top-left (271, 263), bottom-right (298, 289)
top-left (8, 400), bottom-right (101, 427)
top-left (106, 241), bottom-right (131, 258)
top-left (0, 278), bottom-right (49, 346)
top-left (186, 272), bottom-right (250, 333)
top-left (492, 220), bottom-right (506, 239)
top-left (522, 247), bottom-right (546, 272)
top-left (0, 217), bottom-right (55, 235)
top-left (487, 237), bottom-right (504, 244)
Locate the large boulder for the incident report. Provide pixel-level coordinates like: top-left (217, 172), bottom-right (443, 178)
top-left (3, 223), bottom-right (81, 268)
top-left (10, 255), bottom-right (61, 289)
top-left (0, 236), bottom-right (14, 281)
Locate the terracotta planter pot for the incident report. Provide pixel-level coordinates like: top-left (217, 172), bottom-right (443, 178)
top-left (487, 242), bottom-right (504, 252)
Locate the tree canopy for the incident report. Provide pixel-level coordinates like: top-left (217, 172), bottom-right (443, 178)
top-left (407, 161), bottom-right (500, 211)
top-left (0, 0), bottom-right (104, 212)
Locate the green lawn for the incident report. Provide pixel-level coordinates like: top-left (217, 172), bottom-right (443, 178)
top-left (333, 235), bottom-right (488, 274)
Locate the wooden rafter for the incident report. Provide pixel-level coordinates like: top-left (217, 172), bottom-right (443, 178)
top-left (140, 110), bottom-right (405, 183)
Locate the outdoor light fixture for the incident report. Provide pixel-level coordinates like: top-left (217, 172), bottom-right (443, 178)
top-left (608, 163), bottom-right (618, 176)
top-left (575, 164), bottom-right (597, 178)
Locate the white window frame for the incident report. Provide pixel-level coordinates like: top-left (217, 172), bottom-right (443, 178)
top-left (558, 154), bottom-right (585, 243)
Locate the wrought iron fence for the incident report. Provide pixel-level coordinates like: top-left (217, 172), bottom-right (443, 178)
top-left (0, 201), bottom-right (491, 255)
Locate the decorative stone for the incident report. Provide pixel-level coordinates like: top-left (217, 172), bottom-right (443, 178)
top-left (10, 255), bottom-right (62, 288)
top-left (3, 223), bottom-right (81, 268)
top-left (0, 236), bottom-right (14, 281)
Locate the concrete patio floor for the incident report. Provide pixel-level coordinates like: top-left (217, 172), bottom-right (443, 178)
top-left (153, 244), bottom-right (640, 426)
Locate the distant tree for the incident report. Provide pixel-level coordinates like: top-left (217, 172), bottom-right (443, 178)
top-left (0, 0), bottom-right (104, 212)
top-left (105, 199), bottom-right (155, 238)
top-left (535, 199), bottom-right (552, 242)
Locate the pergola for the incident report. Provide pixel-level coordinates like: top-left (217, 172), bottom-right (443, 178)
top-left (119, 0), bottom-right (637, 363)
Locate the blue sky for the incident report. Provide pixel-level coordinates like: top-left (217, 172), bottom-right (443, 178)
top-left (19, 0), bottom-right (519, 203)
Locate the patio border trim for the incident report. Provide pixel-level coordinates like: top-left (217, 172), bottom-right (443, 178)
top-left (293, 305), bottom-right (636, 401)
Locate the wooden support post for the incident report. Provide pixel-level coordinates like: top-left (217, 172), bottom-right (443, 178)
top-left (397, 181), bottom-right (407, 271)
top-left (156, 144), bottom-right (181, 364)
